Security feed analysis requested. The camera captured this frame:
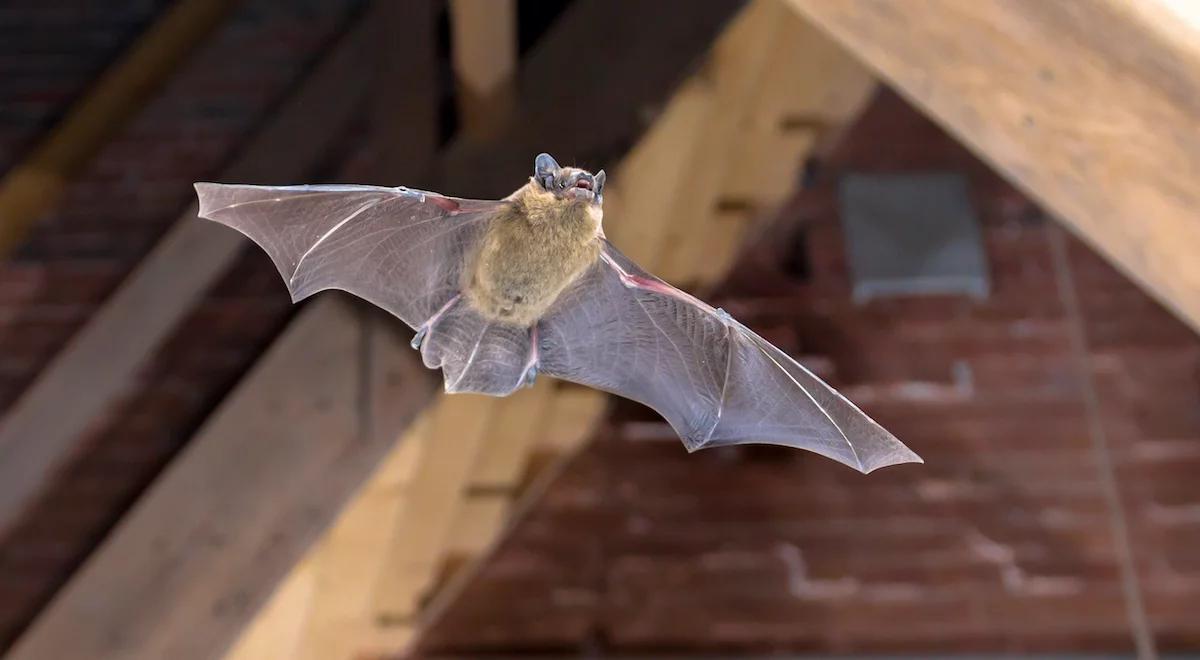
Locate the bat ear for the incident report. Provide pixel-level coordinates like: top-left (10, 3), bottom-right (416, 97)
top-left (594, 169), bottom-right (606, 193)
top-left (534, 153), bottom-right (560, 178)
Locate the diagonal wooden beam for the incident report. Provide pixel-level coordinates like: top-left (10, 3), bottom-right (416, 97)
top-left (0, 6), bottom-right (382, 542)
top-left (8, 298), bottom-right (438, 660)
top-left (0, 0), bottom-right (241, 255)
top-left (232, 380), bottom-right (607, 660)
top-left (787, 0), bottom-right (1200, 334)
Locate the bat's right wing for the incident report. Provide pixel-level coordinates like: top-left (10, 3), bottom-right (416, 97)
top-left (196, 183), bottom-right (536, 396)
top-left (196, 183), bottom-right (502, 330)
top-left (538, 240), bottom-right (921, 473)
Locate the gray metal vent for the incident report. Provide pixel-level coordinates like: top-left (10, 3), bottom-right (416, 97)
top-left (839, 172), bottom-right (989, 303)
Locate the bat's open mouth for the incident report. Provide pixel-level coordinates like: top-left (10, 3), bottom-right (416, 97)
top-left (565, 187), bottom-right (596, 202)
top-left (573, 179), bottom-right (593, 191)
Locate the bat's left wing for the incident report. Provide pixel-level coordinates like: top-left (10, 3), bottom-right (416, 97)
top-left (538, 240), bottom-right (921, 473)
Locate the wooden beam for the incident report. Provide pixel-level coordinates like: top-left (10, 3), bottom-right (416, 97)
top-left (372, 394), bottom-right (501, 621)
top-left (222, 554), bottom-right (318, 660)
top-left (403, 385), bottom-right (608, 653)
top-left (7, 299), bottom-right (437, 660)
top-left (449, 0), bottom-right (518, 140)
top-left (661, 1), bottom-right (875, 284)
top-left (0, 7), bottom-right (383, 542)
top-left (227, 381), bottom-right (600, 660)
top-left (0, 0), bottom-right (241, 255)
top-left (256, 428), bottom-right (423, 660)
top-left (602, 0), bottom-right (874, 286)
top-left (787, 0), bottom-right (1200, 334)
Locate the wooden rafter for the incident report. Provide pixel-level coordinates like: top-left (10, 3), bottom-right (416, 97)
top-left (229, 3), bottom-right (878, 659)
top-left (0, 0), bottom-right (240, 256)
top-left (8, 300), bottom-right (436, 660)
top-left (449, 0), bottom-right (518, 140)
top-left (787, 0), bottom-right (1200, 334)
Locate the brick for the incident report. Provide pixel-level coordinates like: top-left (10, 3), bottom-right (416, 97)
top-left (0, 2), bottom-right (167, 172)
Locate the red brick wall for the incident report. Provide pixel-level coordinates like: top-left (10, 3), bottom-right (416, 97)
top-left (416, 90), bottom-right (1200, 655)
top-left (0, 1), bottom-right (362, 648)
top-left (0, 1), bottom-right (171, 172)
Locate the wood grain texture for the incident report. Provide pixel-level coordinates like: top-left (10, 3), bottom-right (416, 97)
top-left (660, 1), bottom-right (874, 284)
top-left (787, 0), bottom-right (1200, 333)
top-left (8, 298), bottom-right (437, 660)
top-left (373, 394), bottom-right (501, 620)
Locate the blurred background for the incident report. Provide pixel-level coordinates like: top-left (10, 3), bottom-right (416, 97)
top-left (0, 1), bottom-right (1198, 659)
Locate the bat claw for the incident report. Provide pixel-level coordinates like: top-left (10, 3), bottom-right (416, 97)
top-left (411, 294), bottom-right (462, 351)
top-left (410, 327), bottom-right (427, 350)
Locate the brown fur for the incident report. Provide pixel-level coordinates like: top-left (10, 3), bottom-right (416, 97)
top-left (464, 176), bottom-right (603, 326)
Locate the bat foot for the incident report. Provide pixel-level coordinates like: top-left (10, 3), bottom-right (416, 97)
top-left (410, 327), bottom-right (427, 350)
top-left (522, 365), bottom-right (538, 388)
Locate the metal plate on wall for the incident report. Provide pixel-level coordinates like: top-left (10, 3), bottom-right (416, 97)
top-left (839, 172), bottom-right (989, 303)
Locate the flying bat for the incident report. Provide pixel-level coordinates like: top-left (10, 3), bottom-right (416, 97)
top-left (194, 153), bottom-right (921, 473)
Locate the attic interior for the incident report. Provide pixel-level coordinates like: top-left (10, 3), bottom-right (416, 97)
top-left (0, 1), bottom-right (1198, 659)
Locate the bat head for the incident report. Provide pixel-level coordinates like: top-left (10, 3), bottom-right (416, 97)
top-left (533, 153), bottom-right (605, 205)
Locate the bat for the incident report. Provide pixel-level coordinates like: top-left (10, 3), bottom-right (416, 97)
top-left (194, 153), bottom-right (921, 473)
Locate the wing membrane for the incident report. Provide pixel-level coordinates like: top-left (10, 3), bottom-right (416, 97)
top-left (196, 182), bottom-right (533, 396)
top-left (195, 183), bottom-right (502, 331)
top-left (538, 240), bottom-right (921, 473)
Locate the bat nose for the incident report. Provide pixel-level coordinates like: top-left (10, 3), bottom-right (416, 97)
top-left (571, 172), bottom-right (595, 191)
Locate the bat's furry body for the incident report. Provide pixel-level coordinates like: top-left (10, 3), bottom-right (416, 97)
top-left (194, 154), bottom-right (922, 473)
top-left (466, 175), bottom-right (602, 326)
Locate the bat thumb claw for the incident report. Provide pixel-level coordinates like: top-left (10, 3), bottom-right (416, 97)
top-left (410, 327), bottom-right (427, 350)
